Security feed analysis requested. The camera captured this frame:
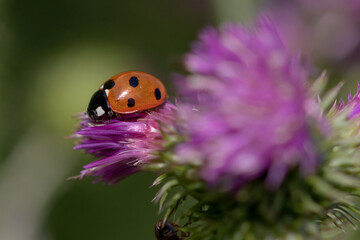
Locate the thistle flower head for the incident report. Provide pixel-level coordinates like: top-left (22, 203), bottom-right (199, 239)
top-left (176, 18), bottom-right (324, 191)
top-left (72, 102), bottom-right (176, 184)
top-left (150, 19), bottom-right (360, 239)
top-left (70, 15), bottom-right (360, 240)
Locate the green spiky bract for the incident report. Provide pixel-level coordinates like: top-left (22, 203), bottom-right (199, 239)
top-left (148, 74), bottom-right (360, 240)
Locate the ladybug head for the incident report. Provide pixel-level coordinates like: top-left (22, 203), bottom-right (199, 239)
top-left (87, 90), bottom-right (113, 121)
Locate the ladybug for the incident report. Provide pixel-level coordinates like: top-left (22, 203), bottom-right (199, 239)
top-left (87, 71), bottom-right (167, 121)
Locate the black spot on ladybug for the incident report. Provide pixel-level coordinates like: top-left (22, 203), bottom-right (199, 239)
top-left (104, 80), bottom-right (115, 90)
top-left (127, 98), bottom-right (135, 107)
top-left (129, 76), bottom-right (139, 88)
top-left (155, 88), bottom-right (161, 100)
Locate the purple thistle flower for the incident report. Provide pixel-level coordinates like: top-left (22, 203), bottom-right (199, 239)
top-left (72, 102), bottom-right (177, 184)
top-left (176, 18), bottom-right (324, 191)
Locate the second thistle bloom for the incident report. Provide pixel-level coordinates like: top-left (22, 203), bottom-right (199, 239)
top-left (176, 18), bottom-right (324, 190)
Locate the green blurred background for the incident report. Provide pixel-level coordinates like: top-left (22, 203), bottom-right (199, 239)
top-left (0, 0), bottom-right (359, 239)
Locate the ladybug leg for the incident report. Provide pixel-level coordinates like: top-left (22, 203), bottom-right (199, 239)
top-left (106, 109), bottom-right (114, 123)
top-left (107, 114), bottom-right (113, 123)
top-left (178, 222), bottom-right (191, 238)
top-left (180, 231), bottom-right (190, 238)
top-left (115, 113), bottom-right (124, 121)
top-left (114, 113), bottom-right (125, 121)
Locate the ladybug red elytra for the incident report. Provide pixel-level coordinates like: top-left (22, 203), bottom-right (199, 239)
top-left (87, 71), bottom-right (167, 121)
